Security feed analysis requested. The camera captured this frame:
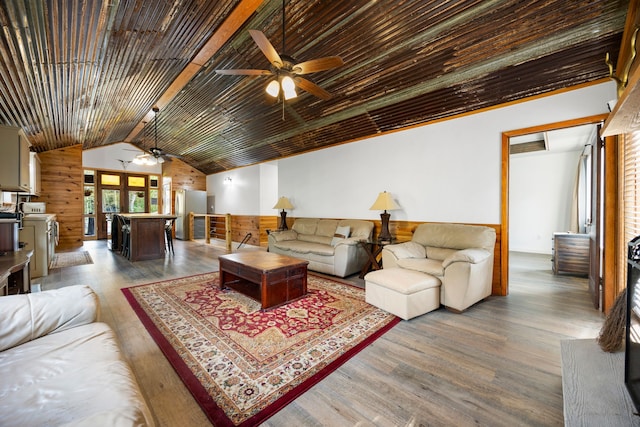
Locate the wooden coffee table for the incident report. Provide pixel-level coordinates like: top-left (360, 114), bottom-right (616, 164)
top-left (218, 251), bottom-right (309, 309)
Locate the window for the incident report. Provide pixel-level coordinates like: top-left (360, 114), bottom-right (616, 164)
top-left (625, 132), bottom-right (640, 246)
top-left (101, 174), bottom-right (120, 186)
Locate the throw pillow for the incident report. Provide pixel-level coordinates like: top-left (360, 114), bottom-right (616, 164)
top-left (331, 225), bottom-right (351, 246)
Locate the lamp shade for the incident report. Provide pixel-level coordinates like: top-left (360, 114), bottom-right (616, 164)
top-left (369, 191), bottom-right (400, 211)
top-left (273, 196), bottom-right (294, 210)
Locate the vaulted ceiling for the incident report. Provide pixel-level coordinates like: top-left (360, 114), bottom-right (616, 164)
top-left (0, 0), bottom-right (628, 174)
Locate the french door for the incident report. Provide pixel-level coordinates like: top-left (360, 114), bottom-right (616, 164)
top-left (96, 171), bottom-right (148, 240)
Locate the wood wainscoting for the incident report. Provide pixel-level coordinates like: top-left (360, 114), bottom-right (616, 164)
top-left (247, 217), bottom-right (502, 296)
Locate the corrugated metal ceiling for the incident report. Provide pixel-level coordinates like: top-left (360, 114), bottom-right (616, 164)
top-left (0, 0), bottom-right (628, 174)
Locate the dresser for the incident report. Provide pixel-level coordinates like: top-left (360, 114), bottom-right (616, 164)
top-left (552, 232), bottom-right (590, 276)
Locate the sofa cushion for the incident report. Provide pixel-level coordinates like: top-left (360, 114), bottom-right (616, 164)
top-left (426, 246), bottom-right (457, 261)
top-left (412, 223), bottom-right (496, 252)
top-left (297, 233), bottom-right (333, 245)
top-left (0, 322), bottom-right (153, 427)
top-left (270, 229), bottom-right (297, 242)
top-left (317, 219), bottom-right (339, 237)
top-left (397, 258), bottom-right (444, 277)
top-left (331, 225), bottom-right (351, 246)
top-left (339, 219), bottom-right (374, 239)
top-left (0, 285), bottom-right (99, 352)
top-left (291, 218), bottom-right (319, 235)
top-left (274, 240), bottom-right (335, 256)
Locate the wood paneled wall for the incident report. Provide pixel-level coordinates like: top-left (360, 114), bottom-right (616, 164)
top-left (34, 145), bottom-right (83, 250)
top-left (162, 158), bottom-right (206, 191)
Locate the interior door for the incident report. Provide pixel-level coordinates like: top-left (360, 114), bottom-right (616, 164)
top-left (588, 128), bottom-right (603, 309)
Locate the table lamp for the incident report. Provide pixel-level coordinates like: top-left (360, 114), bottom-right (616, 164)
top-left (370, 191), bottom-right (400, 242)
top-left (273, 196), bottom-right (294, 230)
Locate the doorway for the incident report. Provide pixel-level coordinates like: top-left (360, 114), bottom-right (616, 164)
top-left (500, 114), bottom-right (608, 304)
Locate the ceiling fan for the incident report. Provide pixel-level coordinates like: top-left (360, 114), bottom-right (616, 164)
top-left (215, 0), bottom-right (343, 101)
top-left (132, 107), bottom-right (181, 165)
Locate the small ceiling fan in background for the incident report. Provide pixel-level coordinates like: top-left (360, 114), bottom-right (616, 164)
top-left (130, 107), bottom-right (181, 165)
top-left (215, 0), bottom-right (344, 101)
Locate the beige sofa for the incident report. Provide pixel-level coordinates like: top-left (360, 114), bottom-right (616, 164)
top-left (365, 223), bottom-right (496, 318)
top-left (268, 218), bottom-right (374, 277)
top-left (0, 285), bottom-right (155, 427)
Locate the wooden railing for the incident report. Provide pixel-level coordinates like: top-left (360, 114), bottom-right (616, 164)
top-left (189, 213), bottom-right (232, 252)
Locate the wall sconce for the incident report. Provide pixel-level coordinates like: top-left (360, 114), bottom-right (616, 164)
top-left (224, 177), bottom-right (232, 184)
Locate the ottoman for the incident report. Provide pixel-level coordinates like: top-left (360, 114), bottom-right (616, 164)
top-left (364, 268), bottom-right (441, 320)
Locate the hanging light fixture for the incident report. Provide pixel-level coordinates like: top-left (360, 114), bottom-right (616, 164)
top-left (132, 107), bottom-right (162, 166)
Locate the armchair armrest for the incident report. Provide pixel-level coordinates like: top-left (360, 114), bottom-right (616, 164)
top-left (384, 241), bottom-right (426, 259)
top-left (0, 285), bottom-right (99, 352)
top-left (442, 248), bottom-right (490, 269)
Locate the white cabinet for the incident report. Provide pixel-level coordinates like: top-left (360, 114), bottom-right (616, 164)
top-left (26, 152), bottom-right (41, 196)
top-left (0, 125), bottom-right (30, 192)
top-left (19, 214), bottom-right (56, 278)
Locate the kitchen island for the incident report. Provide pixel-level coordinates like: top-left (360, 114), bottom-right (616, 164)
top-left (111, 214), bottom-right (177, 261)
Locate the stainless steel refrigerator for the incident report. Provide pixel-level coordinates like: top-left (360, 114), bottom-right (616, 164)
top-left (175, 189), bottom-right (207, 240)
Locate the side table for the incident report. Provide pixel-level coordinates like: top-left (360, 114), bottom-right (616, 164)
top-left (358, 239), bottom-right (397, 279)
top-left (0, 250), bottom-right (33, 295)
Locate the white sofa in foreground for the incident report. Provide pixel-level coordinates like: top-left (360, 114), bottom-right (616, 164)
top-left (0, 285), bottom-right (155, 427)
top-left (365, 223), bottom-right (496, 319)
top-left (268, 218), bottom-right (374, 277)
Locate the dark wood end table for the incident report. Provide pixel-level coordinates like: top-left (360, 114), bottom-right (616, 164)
top-left (358, 238), bottom-right (398, 279)
top-left (218, 251), bottom-right (309, 309)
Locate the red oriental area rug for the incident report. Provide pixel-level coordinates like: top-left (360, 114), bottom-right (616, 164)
top-left (122, 271), bottom-right (399, 426)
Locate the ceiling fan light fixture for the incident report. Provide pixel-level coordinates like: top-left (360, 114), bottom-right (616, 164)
top-left (281, 75), bottom-right (297, 100)
top-left (132, 154), bottom-right (148, 165)
top-left (266, 79), bottom-right (280, 97)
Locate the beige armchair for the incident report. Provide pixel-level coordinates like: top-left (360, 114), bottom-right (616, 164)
top-left (381, 223), bottom-right (496, 312)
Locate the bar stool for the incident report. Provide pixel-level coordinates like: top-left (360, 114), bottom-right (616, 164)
top-left (165, 219), bottom-right (174, 254)
top-left (121, 224), bottom-right (131, 259)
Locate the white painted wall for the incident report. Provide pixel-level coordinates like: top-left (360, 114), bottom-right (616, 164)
top-left (259, 163), bottom-right (278, 216)
top-left (83, 142), bottom-right (162, 174)
top-left (510, 149), bottom-right (583, 254)
top-left (208, 82), bottom-right (615, 229)
top-left (205, 165), bottom-right (261, 215)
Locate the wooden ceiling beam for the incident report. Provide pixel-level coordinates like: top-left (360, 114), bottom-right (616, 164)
top-left (124, 0), bottom-right (265, 142)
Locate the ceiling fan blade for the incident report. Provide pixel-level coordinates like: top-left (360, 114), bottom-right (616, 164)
top-left (215, 69), bottom-right (272, 76)
top-left (292, 56), bottom-right (344, 75)
top-left (294, 77), bottom-right (332, 100)
top-left (248, 29), bottom-right (283, 68)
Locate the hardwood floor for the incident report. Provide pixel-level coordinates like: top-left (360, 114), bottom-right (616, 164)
top-left (38, 243), bottom-right (604, 426)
